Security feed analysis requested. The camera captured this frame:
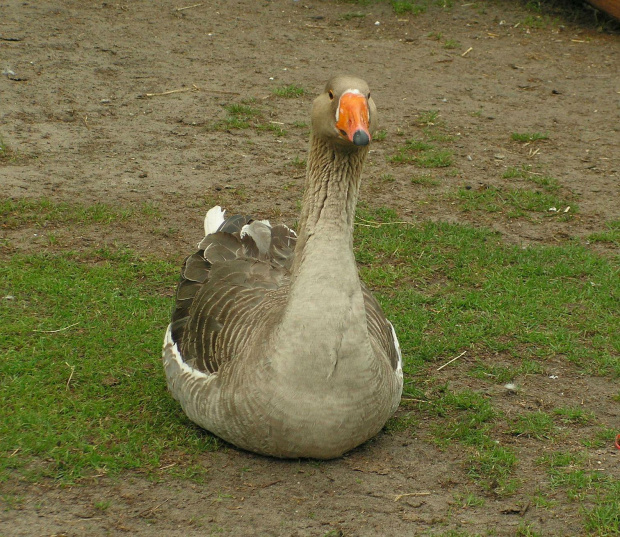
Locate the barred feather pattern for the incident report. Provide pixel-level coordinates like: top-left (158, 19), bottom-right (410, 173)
top-left (169, 212), bottom-right (400, 376)
top-left (170, 215), bottom-right (295, 374)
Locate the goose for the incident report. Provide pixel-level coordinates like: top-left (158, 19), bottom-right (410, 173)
top-left (163, 75), bottom-right (403, 459)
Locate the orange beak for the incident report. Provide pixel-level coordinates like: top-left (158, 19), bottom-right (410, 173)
top-left (335, 92), bottom-right (371, 146)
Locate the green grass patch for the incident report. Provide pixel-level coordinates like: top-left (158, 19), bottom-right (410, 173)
top-left (467, 443), bottom-right (518, 494)
top-left (0, 248), bottom-right (219, 483)
top-left (272, 84), bottom-right (306, 98)
top-left (374, 129), bottom-right (387, 141)
top-left (388, 111), bottom-right (454, 169)
top-left (511, 411), bottom-right (556, 440)
top-left (391, 0), bottom-right (427, 15)
top-left (384, 411), bottom-right (419, 434)
top-left (456, 186), bottom-right (575, 218)
top-left (2, 199), bottom-right (618, 486)
top-left (389, 139), bottom-right (452, 168)
top-left (216, 103), bottom-right (262, 130)
top-left (421, 386), bottom-right (518, 494)
top-left (212, 102), bottom-right (288, 137)
top-left (468, 358), bottom-right (542, 384)
top-left (355, 207), bottom-right (619, 377)
top-left (0, 135), bottom-right (28, 164)
top-left (0, 136), bottom-right (11, 161)
top-left (258, 123), bottom-right (287, 137)
top-left (553, 406), bottom-right (594, 425)
top-left (511, 132), bottom-right (549, 143)
top-left (291, 156), bottom-right (306, 168)
top-left (0, 198), bottom-right (163, 230)
top-left (418, 110), bottom-right (441, 126)
top-left (444, 39), bottom-right (461, 49)
top-left (454, 490), bottom-right (485, 508)
top-left (538, 446), bottom-right (619, 535)
top-left (587, 220), bottom-right (620, 246)
top-left (503, 165), bottom-right (560, 192)
top-left (411, 174), bottom-right (440, 186)
top-left (503, 165), bottom-right (533, 179)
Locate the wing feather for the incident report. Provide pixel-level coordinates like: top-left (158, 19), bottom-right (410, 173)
top-left (361, 283), bottom-right (401, 371)
top-left (171, 209), bottom-right (295, 374)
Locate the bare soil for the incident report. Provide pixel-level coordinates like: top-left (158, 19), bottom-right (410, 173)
top-left (1, 1), bottom-right (618, 536)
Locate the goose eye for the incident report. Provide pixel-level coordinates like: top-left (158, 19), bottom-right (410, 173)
top-left (367, 92), bottom-right (371, 99)
top-left (328, 90), bottom-right (334, 100)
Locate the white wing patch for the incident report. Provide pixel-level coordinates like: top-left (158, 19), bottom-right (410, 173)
top-left (240, 219), bottom-right (271, 238)
top-left (240, 220), bottom-right (273, 256)
top-left (388, 321), bottom-right (403, 381)
top-left (204, 205), bottom-right (226, 236)
top-left (163, 324), bottom-right (212, 382)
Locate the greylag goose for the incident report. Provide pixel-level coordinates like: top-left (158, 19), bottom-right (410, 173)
top-left (163, 75), bottom-right (403, 459)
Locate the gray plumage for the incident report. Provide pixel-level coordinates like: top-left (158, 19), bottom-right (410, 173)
top-left (163, 75), bottom-right (403, 459)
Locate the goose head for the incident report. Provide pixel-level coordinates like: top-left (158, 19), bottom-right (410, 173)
top-left (311, 75), bottom-right (377, 149)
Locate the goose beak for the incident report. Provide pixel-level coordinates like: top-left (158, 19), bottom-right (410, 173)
top-left (336, 92), bottom-right (371, 146)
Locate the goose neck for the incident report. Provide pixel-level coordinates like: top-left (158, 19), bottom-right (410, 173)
top-left (292, 136), bottom-right (368, 274)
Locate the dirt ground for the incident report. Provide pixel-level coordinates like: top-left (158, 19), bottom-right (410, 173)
top-left (1, 0), bottom-right (618, 536)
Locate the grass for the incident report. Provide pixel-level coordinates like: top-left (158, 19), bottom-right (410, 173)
top-left (374, 129), bottom-right (387, 141)
top-left (354, 207), bottom-right (618, 377)
top-left (211, 102), bottom-right (289, 137)
top-left (291, 156), bottom-right (306, 168)
top-left (388, 110), bottom-right (454, 169)
top-left (216, 103), bottom-right (262, 130)
top-left (444, 39), bottom-right (461, 49)
top-left (503, 165), bottom-right (560, 192)
top-left (272, 84), bottom-right (306, 98)
top-left (0, 198), bottom-right (162, 229)
top-left (389, 139), bottom-right (452, 168)
top-left (456, 185), bottom-right (575, 218)
top-left (258, 122), bottom-right (287, 137)
top-left (0, 136), bottom-right (10, 161)
top-left (391, 0), bottom-right (427, 15)
top-left (511, 132), bottom-right (549, 143)
top-left (538, 448), bottom-right (620, 534)
top-left (454, 490), bottom-right (485, 508)
top-left (418, 110), bottom-right (441, 126)
top-left (553, 406), bottom-right (594, 425)
top-left (390, 0), bottom-right (455, 15)
top-left (411, 174), bottom-right (440, 186)
top-left (341, 11), bottom-right (366, 20)
top-left (0, 135), bottom-right (26, 164)
top-left (587, 220), bottom-right (620, 246)
top-left (511, 411), bottom-right (556, 440)
top-left (421, 387), bottom-right (517, 493)
top-left (0, 246), bottom-right (221, 483)
top-left (468, 358), bottom-right (542, 384)
top-left (1, 197), bottom-right (618, 537)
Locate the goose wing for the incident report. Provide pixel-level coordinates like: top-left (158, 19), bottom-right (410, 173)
top-left (361, 283), bottom-right (402, 373)
top-left (170, 211), bottom-right (296, 374)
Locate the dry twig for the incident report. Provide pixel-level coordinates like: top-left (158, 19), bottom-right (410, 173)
top-left (355, 217), bottom-right (412, 228)
top-left (175, 3), bottom-right (203, 11)
top-left (141, 85), bottom-right (200, 98)
top-left (65, 361), bottom-right (75, 391)
top-left (34, 322), bottom-right (79, 333)
top-left (437, 350), bottom-right (467, 371)
top-left (135, 499), bottom-right (170, 518)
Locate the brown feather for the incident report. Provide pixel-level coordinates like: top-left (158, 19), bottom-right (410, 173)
top-left (171, 214), bottom-right (293, 374)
